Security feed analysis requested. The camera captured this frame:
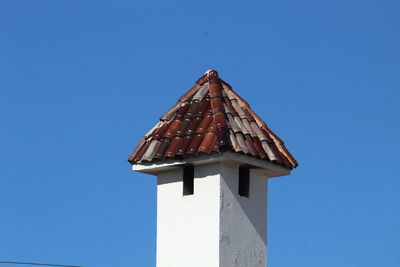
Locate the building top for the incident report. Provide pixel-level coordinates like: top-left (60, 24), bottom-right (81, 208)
top-left (128, 70), bottom-right (298, 169)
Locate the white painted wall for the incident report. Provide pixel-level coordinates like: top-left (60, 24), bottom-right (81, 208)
top-left (157, 163), bottom-right (221, 267)
top-left (155, 160), bottom-right (271, 267)
top-left (219, 162), bottom-right (267, 267)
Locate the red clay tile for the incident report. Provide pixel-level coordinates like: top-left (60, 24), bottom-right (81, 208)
top-left (253, 137), bottom-right (268, 159)
top-left (226, 113), bottom-right (241, 133)
top-left (261, 141), bottom-right (277, 161)
top-left (208, 76), bottom-right (222, 99)
top-left (280, 145), bottom-right (298, 167)
top-left (142, 140), bottom-right (162, 162)
top-left (164, 120), bottom-right (181, 139)
top-left (211, 97), bottom-right (224, 114)
top-left (198, 122), bottom-right (217, 154)
top-left (187, 116), bottom-right (202, 136)
top-left (198, 132), bottom-right (216, 154)
top-left (165, 136), bottom-right (183, 158)
top-left (160, 102), bottom-right (181, 121)
top-left (176, 135), bottom-right (193, 156)
top-left (214, 112), bottom-right (226, 128)
top-left (242, 118), bottom-right (256, 137)
top-left (195, 74), bottom-right (208, 85)
top-left (224, 96), bottom-right (239, 117)
top-left (263, 139), bottom-right (283, 164)
top-left (215, 127), bottom-right (228, 148)
top-left (128, 137), bottom-right (146, 162)
top-left (242, 107), bottom-right (255, 122)
top-left (220, 79), bottom-right (233, 90)
top-left (176, 118), bottom-right (191, 137)
top-left (153, 122), bottom-right (171, 140)
top-left (233, 116), bottom-right (249, 135)
top-left (178, 84), bottom-right (201, 102)
top-left (227, 87), bottom-right (249, 107)
top-left (192, 84), bottom-right (209, 102)
top-left (132, 141), bottom-right (150, 162)
top-left (245, 135), bottom-right (259, 157)
top-left (186, 133), bottom-right (205, 155)
top-left (207, 70), bottom-right (220, 85)
top-left (154, 138), bottom-right (171, 159)
top-left (128, 70), bottom-right (298, 169)
top-left (185, 101), bottom-right (201, 119)
top-left (235, 133), bottom-right (250, 154)
top-left (174, 103), bottom-right (190, 121)
top-left (196, 112), bottom-right (213, 134)
top-left (196, 97), bottom-right (211, 117)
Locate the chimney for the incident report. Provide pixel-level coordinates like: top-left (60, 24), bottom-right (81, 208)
top-left (128, 70), bottom-right (298, 267)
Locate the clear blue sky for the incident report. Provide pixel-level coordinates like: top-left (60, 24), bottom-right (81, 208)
top-left (1, 1), bottom-right (399, 266)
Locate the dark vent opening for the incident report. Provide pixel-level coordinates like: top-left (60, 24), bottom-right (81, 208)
top-left (238, 166), bottom-right (250, 197)
top-left (183, 165), bottom-right (194, 196)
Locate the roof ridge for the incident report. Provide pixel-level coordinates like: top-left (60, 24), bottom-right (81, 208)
top-left (206, 70), bottom-right (230, 151)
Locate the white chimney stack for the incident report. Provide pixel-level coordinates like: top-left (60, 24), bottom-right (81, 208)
top-left (128, 70), bottom-right (297, 267)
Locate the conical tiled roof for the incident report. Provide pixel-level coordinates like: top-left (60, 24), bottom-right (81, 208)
top-left (128, 70), bottom-right (298, 169)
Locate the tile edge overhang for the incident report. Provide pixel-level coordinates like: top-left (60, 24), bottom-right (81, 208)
top-left (133, 151), bottom-right (290, 178)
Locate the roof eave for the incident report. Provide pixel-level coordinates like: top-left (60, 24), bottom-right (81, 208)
top-left (132, 151), bottom-right (291, 178)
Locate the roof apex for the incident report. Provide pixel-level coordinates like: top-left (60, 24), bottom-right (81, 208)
top-left (205, 69), bottom-right (218, 75)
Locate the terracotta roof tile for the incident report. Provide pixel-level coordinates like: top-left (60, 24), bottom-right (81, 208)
top-left (154, 138), bottom-right (170, 160)
top-left (152, 122), bottom-right (170, 140)
top-left (192, 83), bottom-right (209, 102)
top-left (186, 133), bottom-right (204, 155)
top-left (198, 124), bottom-right (217, 154)
top-left (128, 70), bottom-right (298, 169)
top-left (253, 137), bottom-right (268, 159)
top-left (235, 133), bottom-right (250, 154)
top-left (196, 112), bottom-right (213, 134)
top-left (128, 137), bottom-right (146, 162)
top-left (165, 136), bottom-right (183, 159)
top-left (178, 84), bottom-right (201, 103)
top-left (228, 129), bottom-right (241, 152)
top-left (195, 74), bottom-right (208, 85)
top-left (177, 135), bottom-right (193, 157)
top-left (244, 135), bottom-right (259, 157)
top-left (160, 102), bottom-right (181, 121)
top-left (164, 120), bottom-right (181, 140)
top-left (132, 141), bottom-right (150, 162)
top-left (142, 140), bottom-right (161, 162)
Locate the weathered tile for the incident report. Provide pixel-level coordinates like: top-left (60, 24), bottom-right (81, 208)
top-left (128, 137), bottom-right (146, 162)
top-left (228, 129), bottom-right (241, 152)
top-left (234, 116), bottom-right (249, 135)
top-left (253, 137), bottom-right (268, 159)
top-left (227, 113), bottom-right (241, 133)
top-left (235, 133), bottom-right (250, 154)
top-left (192, 83), bottom-right (209, 102)
top-left (142, 140), bottom-right (162, 162)
top-left (154, 138), bottom-right (171, 159)
top-left (245, 135), bottom-right (259, 157)
top-left (128, 70), bottom-right (297, 169)
top-left (178, 84), bottom-right (200, 102)
top-left (160, 102), bottom-right (181, 121)
top-left (133, 141), bottom-right (151, 162)
top-left (261, 141), bottom-right (277, 161)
